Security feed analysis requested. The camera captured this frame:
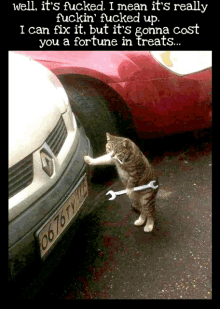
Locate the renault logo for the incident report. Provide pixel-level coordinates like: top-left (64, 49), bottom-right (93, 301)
top-left (40, 149), bottom-right (54, 177)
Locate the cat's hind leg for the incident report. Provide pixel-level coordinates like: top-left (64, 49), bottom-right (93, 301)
top-left (134, 213), bottom-right (147, 226)
top-left (140, 191), bottom-right (156, 232)
top-left (144, 217), bottom-right (154, 232)
top-left (131, 198), bottom-right (146, 226)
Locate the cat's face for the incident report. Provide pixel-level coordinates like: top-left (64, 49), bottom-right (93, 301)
top-left (106, 133), bottom-right (131, 164)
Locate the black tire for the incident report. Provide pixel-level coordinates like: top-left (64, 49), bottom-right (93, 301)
top-left (58, 76), bottom-right (119, 157)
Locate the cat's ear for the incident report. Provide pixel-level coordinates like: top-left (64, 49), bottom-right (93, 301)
top-left (106, 133), bottom-right (111, 141)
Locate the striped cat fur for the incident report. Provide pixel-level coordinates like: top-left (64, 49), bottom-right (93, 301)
top-left (84, 133), bottom-right (159, 232)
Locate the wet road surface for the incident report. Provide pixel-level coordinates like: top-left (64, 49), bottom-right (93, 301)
top-left (10, 129), bottom-right (212, 299)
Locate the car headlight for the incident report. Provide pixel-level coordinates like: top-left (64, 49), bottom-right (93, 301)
top-left (150, 51), bottom-right (212, 76)
top-left (47, 71), bottom-right (70, 113)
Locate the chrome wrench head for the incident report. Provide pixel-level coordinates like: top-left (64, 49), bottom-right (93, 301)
top-left (106, 181), bottom-right (158, 201)
top-left (149, 180), bottom-right (159, 189)
top-left (106, 190), bottom-right (116, 200)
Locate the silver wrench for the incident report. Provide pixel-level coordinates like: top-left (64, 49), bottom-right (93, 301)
top-left (106, 180), bottom-right (158, 200)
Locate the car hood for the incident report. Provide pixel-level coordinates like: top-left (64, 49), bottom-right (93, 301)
top-left (9, 52), bottom-right (67, 167)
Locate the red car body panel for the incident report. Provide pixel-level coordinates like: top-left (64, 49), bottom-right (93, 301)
top-left (16, 51), bottom-right (212, 138)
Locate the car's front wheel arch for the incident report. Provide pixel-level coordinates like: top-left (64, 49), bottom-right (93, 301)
top-left (58, 74), bottom-right (137, 157)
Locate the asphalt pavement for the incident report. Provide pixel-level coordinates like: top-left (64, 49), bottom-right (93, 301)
top-left (32, 128), bottom-right (212, 300)
top-left (10, 128), bottom-right (212, 299)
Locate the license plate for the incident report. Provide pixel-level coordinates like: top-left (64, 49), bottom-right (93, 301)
top-left (37, 174), bottom-right (88, 258)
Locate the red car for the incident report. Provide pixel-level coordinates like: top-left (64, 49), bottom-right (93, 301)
top-left (16, 51), bottom-right (212, 155)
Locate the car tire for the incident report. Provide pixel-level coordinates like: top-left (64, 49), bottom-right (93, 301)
top-left (58, 77), bottom-right (120, 157)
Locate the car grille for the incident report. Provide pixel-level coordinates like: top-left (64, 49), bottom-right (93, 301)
top-left (8, 116), bottom-right (68, 198)
top-left (45, 116), bottom-right (67, 156)
top-left (8, 154), bottom-right (33, 199)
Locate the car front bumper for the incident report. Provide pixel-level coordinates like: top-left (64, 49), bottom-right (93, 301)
top-left (8, 122), bottom-right (93, 281)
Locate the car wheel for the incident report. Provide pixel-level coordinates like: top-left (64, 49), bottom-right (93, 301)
top-left (58, 77), bottom-right (120, 157)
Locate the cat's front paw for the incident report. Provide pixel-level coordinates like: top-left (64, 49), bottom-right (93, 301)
top-left (84, 156), bottom-right (93, 165)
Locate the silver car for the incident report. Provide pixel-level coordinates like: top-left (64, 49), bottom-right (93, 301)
top-left (8, 52), bottom-right (93, 280)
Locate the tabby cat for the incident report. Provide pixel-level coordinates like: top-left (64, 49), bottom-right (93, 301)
top-left (84, 133), bottom-right (158, 232)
